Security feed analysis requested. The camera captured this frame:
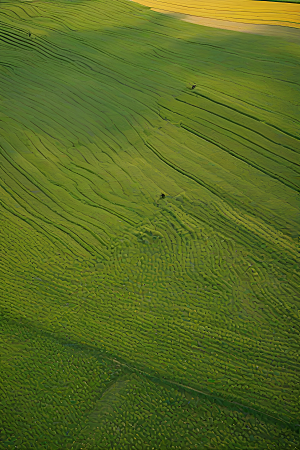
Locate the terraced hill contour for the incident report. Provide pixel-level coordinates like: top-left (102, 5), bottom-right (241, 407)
top-left (0, 0), bottom-right (299, 448)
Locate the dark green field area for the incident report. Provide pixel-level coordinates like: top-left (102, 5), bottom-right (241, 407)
top-left (0, 0), bottom-right (299, 448)
top-left (2, 316), bottom-right (299, 450)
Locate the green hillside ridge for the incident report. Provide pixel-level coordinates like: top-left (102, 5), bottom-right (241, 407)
top-left (0, 0), bottom-right (299, 448)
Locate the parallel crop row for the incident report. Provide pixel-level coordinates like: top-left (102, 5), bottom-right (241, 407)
top-left (0, 0), bottom-right (299, 448)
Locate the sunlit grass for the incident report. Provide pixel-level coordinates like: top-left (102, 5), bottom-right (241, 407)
top-left (0, 0), bottom-right (299, 448)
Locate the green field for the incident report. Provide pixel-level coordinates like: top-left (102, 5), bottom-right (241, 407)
top-left (0, 0), bottom-right (299, 448)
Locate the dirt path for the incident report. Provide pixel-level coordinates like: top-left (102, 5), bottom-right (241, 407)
top-left (111, 359), bottom-right (294, 429)
top-left (128, 0), bottom-right (300, 40)
top-left (152, 9), bottom-right (300, 42)
top-left (128, 0), bottom-right (300, 28)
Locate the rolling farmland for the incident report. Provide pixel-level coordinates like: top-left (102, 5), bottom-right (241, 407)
top-left (133, 0), bottom-right (300, 28)
top-left (0, 0), bottom-right (300, 448)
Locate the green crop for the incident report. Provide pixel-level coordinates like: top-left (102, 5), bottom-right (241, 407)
top-left (0, 0), bottom-right (299, 449)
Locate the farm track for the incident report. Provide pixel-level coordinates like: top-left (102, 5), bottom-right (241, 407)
top-left (130, 0), bottom-right (300, 29)
top-left (0, 0), bottom-right (299, 448)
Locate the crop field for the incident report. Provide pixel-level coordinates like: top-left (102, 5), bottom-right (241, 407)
top-left (0, 0), bottom-right (300, 449)
top-left (135, 0), bottom-right (300, 28)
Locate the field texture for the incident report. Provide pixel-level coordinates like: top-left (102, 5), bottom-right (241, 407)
top-left (0, 0), bottom-right (300, 449)
top-left (132, 0), bottom-right (300, 28)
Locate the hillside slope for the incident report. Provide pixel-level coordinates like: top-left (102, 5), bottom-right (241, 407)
top-left (0, 0), bottom-right (299, 448)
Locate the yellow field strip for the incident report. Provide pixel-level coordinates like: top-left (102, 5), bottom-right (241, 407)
top-left (130, 0), bottom-right (300, 29)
